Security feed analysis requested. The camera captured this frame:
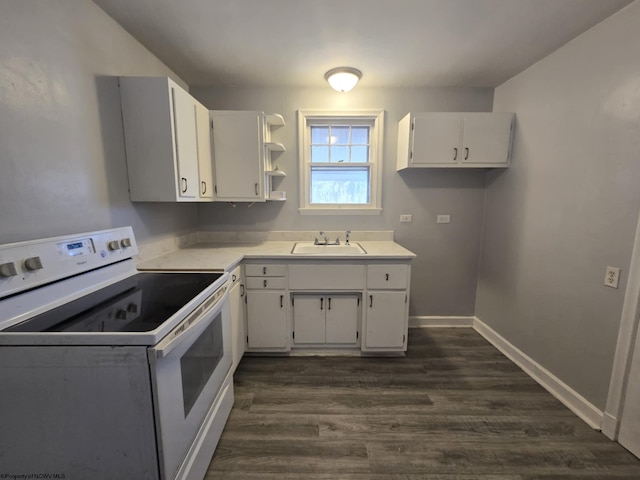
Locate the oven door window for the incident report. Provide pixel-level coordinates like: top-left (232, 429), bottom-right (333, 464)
top-left (180, 312), bottom-right (223, 417)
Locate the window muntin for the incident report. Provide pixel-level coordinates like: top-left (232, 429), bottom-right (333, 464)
top-left (298, 110), bottom-right (383, 215)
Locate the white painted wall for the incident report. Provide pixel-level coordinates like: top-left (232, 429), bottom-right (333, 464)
top-left (0, 0), bottom-right (198, 245)
top-left (192, 86), bottom-right (494, 317)
top-left (477, 1), bottom-right (640, 409)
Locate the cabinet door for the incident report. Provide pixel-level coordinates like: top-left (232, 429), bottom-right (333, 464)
top-left (365, 291), bottom-right (406, 349)
top-left (195, 102), bottom-right (213, 200)
top-left (229, 278), bottom-right (245, 372)
top-left (411, 115), bottom-right (461, 165)
top-left (246, 290), bottom-right (287, 350)
top-left (210, 111), bottom-right (264, 201)
top-left (326, 296), bottom-right (359, 344)
top-left (461, 113), bottom-right (513, 165)
top-left (293, 296), bottom-right (326, 344)
top-left (170, 85), bottom-right (199, 199)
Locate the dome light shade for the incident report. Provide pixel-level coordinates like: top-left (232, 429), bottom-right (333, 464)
top-left (325, 67), bottom-right (362, 92)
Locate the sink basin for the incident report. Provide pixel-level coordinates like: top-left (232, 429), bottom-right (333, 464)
top-left (291, 242), bottom-right (367, 255)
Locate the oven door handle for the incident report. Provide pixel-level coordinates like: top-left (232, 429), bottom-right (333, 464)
top-left (150, 283), bottom-right (230, 361)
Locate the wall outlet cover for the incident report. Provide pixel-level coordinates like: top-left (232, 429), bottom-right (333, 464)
top-left (604, 266), bottom-right (621, 289)
top-left (437, 215), bottom-right (451, 224)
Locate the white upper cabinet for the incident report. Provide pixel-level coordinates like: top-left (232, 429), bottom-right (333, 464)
top-left (210, 111), bottom-right (285, 202)
top-left (118, 76), bottom-right (213, 202)
top-left (397, 112), bottom-right (514, 169)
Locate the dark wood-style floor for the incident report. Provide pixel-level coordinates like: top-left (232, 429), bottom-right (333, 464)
top-left (205, 328), bottom-right (640, 479)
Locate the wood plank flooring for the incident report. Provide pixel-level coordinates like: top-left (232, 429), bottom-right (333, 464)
top-left (205, 328), bottom-right (640, 479)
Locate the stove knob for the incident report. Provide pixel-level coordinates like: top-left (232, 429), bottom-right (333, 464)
top-left (107, 241), bottom-right (120, 251)
top-left (115, 309), bottom-right (128, 320)
top-left (24, 256), bottom-right (43, 271)
top-left (120, 238), bottom-right (132, 248)
top-left (0, 262), bottom-right (18, 277)
top-left (126, 303), bottom-right (138, 314)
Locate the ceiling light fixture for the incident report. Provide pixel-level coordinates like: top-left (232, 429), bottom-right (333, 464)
top-left (325, 67), bottom-right (362, 92)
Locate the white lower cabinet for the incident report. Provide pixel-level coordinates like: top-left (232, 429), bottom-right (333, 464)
top-left (243, 260), bottom-right (410, 354)
top-left (229, 266), bottom-right (245, 372)
top-left (293, 295), bottom-right (359, 347)
top-left (246, 290), bottom-right (288, 350)
top-left (244, 263), bottom-right (289, 352)
top-left (365, 291), bottom-right (407, 349)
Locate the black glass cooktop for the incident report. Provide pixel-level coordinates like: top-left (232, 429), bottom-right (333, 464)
top-left (7, 272), bottom-right (223, 333)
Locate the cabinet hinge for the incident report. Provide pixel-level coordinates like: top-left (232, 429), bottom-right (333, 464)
top-left (246, 335), bottom-right (249, 343)
top-left (244, 293), bottom-right (247, 304)
top-left (292, 331), bottom-right (295, 339)
top-left (357, 297), bottom-right (360, 306)
top-left (410, 150), bottom-right (413, 160)
top-left (356, 331), bottom-right (359, 339)
top-left (211, 120), bottom-right (213, 129)
top-left (214, 185), bottom-right (217, 194)
top-left (411, 121), bottom-right (414, 131)
top-left (291, 297), bottom-right (294, 307)
top-left (405, 294), bottom-right (408, 304)
top-left (403, 334), bottom-right (406, 343)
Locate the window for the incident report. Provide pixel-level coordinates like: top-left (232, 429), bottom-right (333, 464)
top-left (298, 110), bottom-right (384, 215)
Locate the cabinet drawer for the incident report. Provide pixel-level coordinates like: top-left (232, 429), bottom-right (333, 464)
top-left (246, 277), bottom-right (286, 290)
top-left (367, 265), bottom-right (408, 289)
top-left (245, 264), bottom-right (286, 277)
top-left (288, 265), bottom-right (365, 290)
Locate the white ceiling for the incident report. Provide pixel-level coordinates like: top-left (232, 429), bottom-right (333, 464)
top-left (93, 0), bottom-right (634, 89)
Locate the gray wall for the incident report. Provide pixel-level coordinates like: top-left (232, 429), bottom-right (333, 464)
top-left (0, 0), bottom-right (198, 245)
top-left (192, 86), bottom-right (494, 316)
top-left (476, 1), bottom-right (640, 409)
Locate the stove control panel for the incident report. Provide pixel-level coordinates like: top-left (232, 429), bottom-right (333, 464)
top-left (0, 227), bottom-right (138, 299)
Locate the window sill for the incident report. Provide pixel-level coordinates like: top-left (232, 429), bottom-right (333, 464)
top-left (298, 207), bottom-right (382, 216)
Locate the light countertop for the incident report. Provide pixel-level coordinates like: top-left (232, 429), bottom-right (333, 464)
top-left (136, 240), bottom-right (416, 272)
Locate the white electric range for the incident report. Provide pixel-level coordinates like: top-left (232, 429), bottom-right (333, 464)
top-left (0, 227), bottom-right (233, 480)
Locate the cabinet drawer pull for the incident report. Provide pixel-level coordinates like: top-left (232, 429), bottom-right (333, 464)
top-left (280, 295), bottom-right (283, 308)
top-left (320, 298), bottom-right (324, 310)
top-left (201, 181), bottom-right (207, 194)
top-left (232, 274), bottom-right (237, 282)
top-left (369, 295), bottom-right (373, 308)
top-left (240, 284), bottom-right (245, 296)
top-left (328, 297), bottom-right (331, 310)
top-left (385, 273), bottom-right (389, 281)
top-left (464, 147), bottom-right (469, 160)
top-left (263, 266), bottom-right (267, 275)
top-left (453, 147), bottom-right (458, 161)
top-left (255, 183), bottom-right (259, 195)
top-left (263, 279), bottom-right (267, 288)
top-left (181, 177), bottom-right (188, 193)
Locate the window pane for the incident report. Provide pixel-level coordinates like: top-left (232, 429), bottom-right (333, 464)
top-left (331, 126), bottom-right (350, 145)
top-left (351, 146), bottom-right (369, 163)
top-left (311, 126), bottom-right (329, 144)
top-left (330, 145), bottom-right (349, 163)
top-left (310, 166), bottom-right (370, 204)
top-left (311, 146), bottom-right (329, 162)
top-left (351, 126), bottom-right (369, 145)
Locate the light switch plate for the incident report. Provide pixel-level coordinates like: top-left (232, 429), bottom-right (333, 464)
top-left (437, 215), bottom-right (451, 224)
top-left (400, 214), bottom-right (412, 223)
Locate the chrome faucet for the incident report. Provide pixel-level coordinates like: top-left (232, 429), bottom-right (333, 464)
top-left (315, 231), bottom-right (330, 245)
top-left (345, 230), bottom-right (351, 245)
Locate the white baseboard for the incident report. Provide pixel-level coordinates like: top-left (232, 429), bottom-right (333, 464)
top-left (409, 316), bottom-right (475, 328)
top-left (601, 412), bottom-right (619, 440)
top-left (473, 317), bottom-right (604, 430)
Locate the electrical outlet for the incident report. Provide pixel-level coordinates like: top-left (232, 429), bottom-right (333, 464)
top-left (400, 214), bottom-right (412, 223)
top-left (437, 215), bottom-right (451, 224)
top-left (604, 266), bottom-right (621, 289)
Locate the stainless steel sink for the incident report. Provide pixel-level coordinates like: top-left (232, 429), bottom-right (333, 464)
top-left (291, 242), bottom-right (367, 255)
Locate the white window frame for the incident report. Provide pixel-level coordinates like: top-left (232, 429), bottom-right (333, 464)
top-left (297, 109), bottom-right (384, 215)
